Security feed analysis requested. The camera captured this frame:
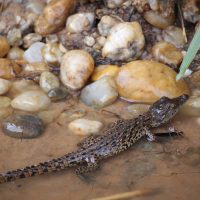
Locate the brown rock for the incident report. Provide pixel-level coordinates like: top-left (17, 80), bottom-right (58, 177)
top-left (34, 0), bottom-right (77, 35)
top-left (0, 36), bottom-right (10, 58)
top-left (0, 59), bottom-right (21, 79)
top-left (116, 60), bottom-right (189, 103)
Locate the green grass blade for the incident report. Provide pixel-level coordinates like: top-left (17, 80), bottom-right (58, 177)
top-left (176, 26), bottom-right (200, 81)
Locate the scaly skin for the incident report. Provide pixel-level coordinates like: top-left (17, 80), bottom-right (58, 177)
top-left (0, 94), bottom-right (189, 184)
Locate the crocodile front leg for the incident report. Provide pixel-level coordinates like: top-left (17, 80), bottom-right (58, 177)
top-left (75, 156), bottom-right (100, 174)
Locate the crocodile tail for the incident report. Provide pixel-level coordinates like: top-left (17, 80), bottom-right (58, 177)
top-left (0, 155), bottom-right (77, 184)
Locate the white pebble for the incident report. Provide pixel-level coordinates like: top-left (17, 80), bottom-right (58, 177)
top-left (0, 78), bottom-right (12, 95)
top-left (68, 118), bottom-right (103, 135)
top-left (60, 50), bottom-right (94, 90)
top-left (24, 42), bottom-right (45, 63)
top-left (66, 13), bottom-right (95, 33)
top-left (39, 71), bottom-right (60, 92)
top-left (102, 22), bottom-right (145, 61)
top-left (11, 90), bottom-right (51, 112)
top-left (80, 76), bottom-right (118, 108)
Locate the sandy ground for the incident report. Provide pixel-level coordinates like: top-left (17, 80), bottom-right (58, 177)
top-left (0, 99), bottom-right (200, 200)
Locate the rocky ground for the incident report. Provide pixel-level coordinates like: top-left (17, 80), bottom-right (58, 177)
top-left (0, 0), bottom-right (199, 200)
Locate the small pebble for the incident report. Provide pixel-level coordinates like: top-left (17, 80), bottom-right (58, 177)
top-left (0, 79), bottom-right (12, 95)
top-left (60, 50), bottom-right (94, 90)
top-left (23, 62), bottom-right (49, 73)
top-left (41, 43), bottom-right (63, 65)
top-left (152, 41), bottom-right (183, 66)
top-left (26, 0), bottom-right (45, 15)
top-left (0, 36), bottom-right (10, 58)
top-left (66, 12), bottom-right (95, 33)
top-left (23, 33), bottom-right (42, 48)
top-left (2, 114), bottom-right (44, 139)
top-left (7, 28), bottom-right (22, 46)
top-left (37, 109), bottom-right (61, 124)
top-left (68, 118), bottom-right (103, 135)
top-left (0, 97), bottom-right (11, 109)
top-left (39, 71), bottom-right (60, 93)
top-left (7, 47), bottom-right (24, 60)
top-left (24, 42), bottom-right (45, 63)
top-left (48, 87), bottom-right (68, 102)
top-left (80, 76), bottom-right (118, 108)
top-left (11, 90), bottom-right (51, 112)
top-left (102, 22), bottom-right (145, 61)
top-left (162, 26), bottom-right (185, 48)
top-left (0, 59), bottom-right (21, 79)
top-left (91, 65), bottom-right (119, 81)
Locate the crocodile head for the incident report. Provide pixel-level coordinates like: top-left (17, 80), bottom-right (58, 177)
top-left (148, 94), bottom-right (189, 127)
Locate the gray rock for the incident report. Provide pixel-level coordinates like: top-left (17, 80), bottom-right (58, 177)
top-left (48, 87), bottom-right (68, 102)
top-left (80, 76), bottom-right (118, 109)
top-left (2, 114), bottom-right (44, 139)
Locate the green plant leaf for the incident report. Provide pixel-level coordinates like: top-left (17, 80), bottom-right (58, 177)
top-left (176, 26), bottom-right (200, 81)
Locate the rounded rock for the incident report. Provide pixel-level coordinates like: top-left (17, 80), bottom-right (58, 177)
top-left (80, 76), bottom-right (118, 108)
top-left (41, 42), bottom-right (64, 65)
top-left (162, 26), bottom-right (186, 48)
top-left (48, 87), bottom-right (68, 102)
top-left (60, 50), bottom-right (94, 90)
top-left (2, 114), bottom-right (44, 139)
top-left (7, 47), bottom-right (24, 60)
top-left (91, 65), bottom-right (119, 81)
top-left (7, 28), bottom-right (22, 46)
top-left (24, 42), bottom-right (45, 63)
top-left (0, 78), bottom-right (12, 95)
top-left (11, 90), bottom-right (51, 112)
top-left (98, 15), bottom-right (121, 37)
top-left (152, 41), bottom-right (183, 66)
top-left (34, 0), bottom-right (77, 35)
top-left (66, 12), bottom-right (95, 33)
top-left (39, 71), bottom-right (60, 93)
top-left (68, 118), bottom-right (103, 135)
top-left (102, 22), bottom-right (145, 61)
top-left (0, 36), bottom-right (10, 58)
top-left (0, 97), bottom-right (11, 109)
top-left (23, 33), bottom-right (42, 48)
top-left (0, 59), bottom-right (21, 79)
top-left (116, 60), bottom-right (189, 103)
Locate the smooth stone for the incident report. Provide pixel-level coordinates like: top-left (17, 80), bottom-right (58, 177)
top-left (9, 80), bottom-right (40, 98)
top-left (0, 36), bottom-right (10, 58)
top-left (152, 41), bottom-right (183, 66)
top-left (34, 0), bottom-right (77, 35)
top-left (80, 76), bottom-right (118, 108)
top-left (23, 42), bottom-right (45, 63)
top-left (61, 109), bottom-right (86, 121)
top-left (116, 60), bottom-right (189, 103)
top-left (11, 90), bottom-right (51, 112)
top-left (48, 87), bottom-right (68, 102)
top-left (39, 71), bottom-right (60, 93)
top-left (68, 118), bottom-right (103, 135)
top-left (0, 97), bottom-right (11, 109)
top-left (0, 78), bottom-right (12, 95)
top-left (60, 50), bottom-right (94, 90)
top-left (0, 59), bottom-right (21, 79)
top-left (102, 22), bottom-right (145, 61)
top-left (2, 114), bottom-right (44, 139)
top-left (37, 109), bottom-right (61, 124)
top-left (7, 47), bottom-right (24, 60)
top-left (0, 107), bottom-right (13, 121)
top-left (91, 65), bottom-right (120, 81)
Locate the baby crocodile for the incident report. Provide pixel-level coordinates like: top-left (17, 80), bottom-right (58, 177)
top-left (0, 94), bottom-right (188, 184)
